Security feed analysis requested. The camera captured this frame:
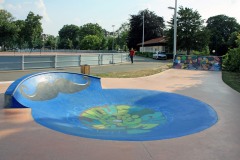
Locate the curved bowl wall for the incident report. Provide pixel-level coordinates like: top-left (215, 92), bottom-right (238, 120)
top-left (7, 72), bottom-right (218, 141)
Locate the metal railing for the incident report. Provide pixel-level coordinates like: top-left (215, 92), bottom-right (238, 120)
top-left (0, 52), bottom-right (129, 71)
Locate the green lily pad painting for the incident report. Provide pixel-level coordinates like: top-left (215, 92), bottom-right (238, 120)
top-left (80, 105), bottom-right (166, 134)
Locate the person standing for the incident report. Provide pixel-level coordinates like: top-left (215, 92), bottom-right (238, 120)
top-left (129, 48), bottom-right (135, 64)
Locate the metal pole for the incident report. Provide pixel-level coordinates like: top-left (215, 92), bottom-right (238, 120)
top-left (54, 54), bottom-right (57, 68)
top-left (79, 55), bottom-right (81, 66)
top-left (173, 0), bottom-right (177, 62)
top-left (142, 13), bottom-right (144, 53)
top-left (112, 54), bottom-right (114, 64)
top-left (22, 54), bottom-right (24, 70)
top-left (112, 25), bottom-right (115, 50)
top-left (121, 52), bottom-right (123, 63)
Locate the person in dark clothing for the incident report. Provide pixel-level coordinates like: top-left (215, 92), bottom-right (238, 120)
top-left (129, 48), bottom-right (135, 63)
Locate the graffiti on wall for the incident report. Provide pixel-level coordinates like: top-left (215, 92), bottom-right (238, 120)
top-left (173, 55), bottom-right (222, 71)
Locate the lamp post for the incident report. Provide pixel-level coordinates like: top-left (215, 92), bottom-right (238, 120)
top-left (112, 25), bottom-right (115, 50)
top-left (42, 34), bottom-right (46, 50)
top-left (168, 0), bottom-right (177, 62)
top-left (142, 13), bottom-right (144, 53)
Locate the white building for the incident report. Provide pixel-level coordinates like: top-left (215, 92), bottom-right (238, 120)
top-left (138, 36), bottom-right (168, 53)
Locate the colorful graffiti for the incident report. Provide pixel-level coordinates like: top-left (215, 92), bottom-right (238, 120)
top-left (173, 55), bottom-right (222, 71)
top-left (80, 105), bottom-right (166, 134)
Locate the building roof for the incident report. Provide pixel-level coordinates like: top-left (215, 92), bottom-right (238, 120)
top-left (137, 36), bottom-right (167, 46)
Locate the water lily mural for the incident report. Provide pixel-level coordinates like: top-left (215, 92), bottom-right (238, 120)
top-left (80, 105), bottom-right (166, 134)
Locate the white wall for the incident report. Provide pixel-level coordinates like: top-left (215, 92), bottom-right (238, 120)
top-left (139, 46), bottom-right (165, 52)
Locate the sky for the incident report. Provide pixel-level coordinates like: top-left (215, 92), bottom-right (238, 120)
top-left (1, 0), bottom-right (240, 36)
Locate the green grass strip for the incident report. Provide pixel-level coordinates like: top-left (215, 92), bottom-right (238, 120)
top-left (222, 71), bottom-right (240, 93)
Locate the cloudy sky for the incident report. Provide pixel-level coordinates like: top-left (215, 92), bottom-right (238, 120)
top-left (1, 0), bottom-right (239, 36)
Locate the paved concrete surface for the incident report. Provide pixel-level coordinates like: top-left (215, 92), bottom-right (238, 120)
top-left (0, 57), bottom-right (240, 160)
top-left (7, 72), bottom-right (217, 141)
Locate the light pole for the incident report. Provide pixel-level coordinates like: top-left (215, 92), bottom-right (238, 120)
top-left (142, 13), bottom-right (144, 53)
top-left (168, 0), bottom-right (177, 62)
top-left (112, 25), bottom-right (115, 50)
top-left (42, 34), bottom-right (46, 50)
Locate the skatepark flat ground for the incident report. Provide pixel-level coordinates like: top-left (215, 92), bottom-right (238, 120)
top-left (0, 58), bottom-right (240, 160)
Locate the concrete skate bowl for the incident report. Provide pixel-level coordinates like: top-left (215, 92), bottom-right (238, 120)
top-left (5, 72), bottom-right (218, 141)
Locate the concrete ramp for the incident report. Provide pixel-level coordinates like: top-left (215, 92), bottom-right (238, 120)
top-left (5, 71), bottom-right (218, 141)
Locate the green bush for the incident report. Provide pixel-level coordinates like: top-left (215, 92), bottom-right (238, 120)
top-left (135, 51), bottom-right (154, 58)
top-left (223, 48), bottom-right (240, 72)
top-left (191, 46), bottom-right (210, 56)
top-left (191, 50), bottom-right (210, 56)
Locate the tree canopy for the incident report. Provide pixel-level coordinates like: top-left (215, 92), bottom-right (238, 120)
top-left (1, 8), bottom-right (240, 55)
top-left (79, 23), bottom-right (106, 50)
top-left (58, 23), bottom-right (106, 49)
top-left (44, 35), bottom-right (57, 49)
top-left (58, 24), bottom-right (80, 49)
top-left (24, 11), bottom-right (43, 49)
top-left (127, 9), bottom-right (165, 50)
top-left (80, 35), bottom-right (102, 50)
top-left (79, 23), bottom-right (104, 40)
top-left (0, 10), bottom-right (18, 50)
top-left (14, 20), bottom-right (26, 49)
top-left (223, 32), bottom-right (240, 72)
top-left (115, 22), bottom-right (129, 51)
top-left (168, 7), bottom-right (209, 55)
top-left (206, 15), bottom-right (240, 56)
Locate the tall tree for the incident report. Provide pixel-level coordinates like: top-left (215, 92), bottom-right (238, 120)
top-left (24, 11), bottom-right (43, 49)
top-left (116, 22), bottom-right (129, 51)
top-left (79, 23), bottom-right (105, 49)
top-left (106, 37), bottom-right (114, 50)
top-left (79, 23), bottom-right (104, 39)
top-left (80, 35), bottom-right (102, 50)
top-left (58, 24), bottom-right (80, 49)
top-left (206, 15), bottom-right (240, 56)
top-left (228, 31), bottom-right (240, 49)
top-left (44, 35), bottom-right (57, 49)
top-left (223, 32), bottom-right (240, 72)
top-left (14, 20), bottom-right (26, 49)
top-left (127, 9), bottom-right (165, 50)
top-left (0, 10), bottom-right (18, 50)
top-left (168, 7), bottom-right (209, 55)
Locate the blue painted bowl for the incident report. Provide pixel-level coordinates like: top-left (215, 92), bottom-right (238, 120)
top-left (7, 72), bottom-right (218, 141)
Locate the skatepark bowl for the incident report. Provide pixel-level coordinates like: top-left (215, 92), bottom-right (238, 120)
top-left (4, 72), bottom-right (218, 141)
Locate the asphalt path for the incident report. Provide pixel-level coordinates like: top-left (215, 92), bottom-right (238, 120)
top-left (1, 68), bottom-right (240, 160)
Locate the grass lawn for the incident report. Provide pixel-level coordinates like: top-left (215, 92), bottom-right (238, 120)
top-left (93, 63), bottom-right (172, 78)
top-left (222, 71), bottom-right (240, 93)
